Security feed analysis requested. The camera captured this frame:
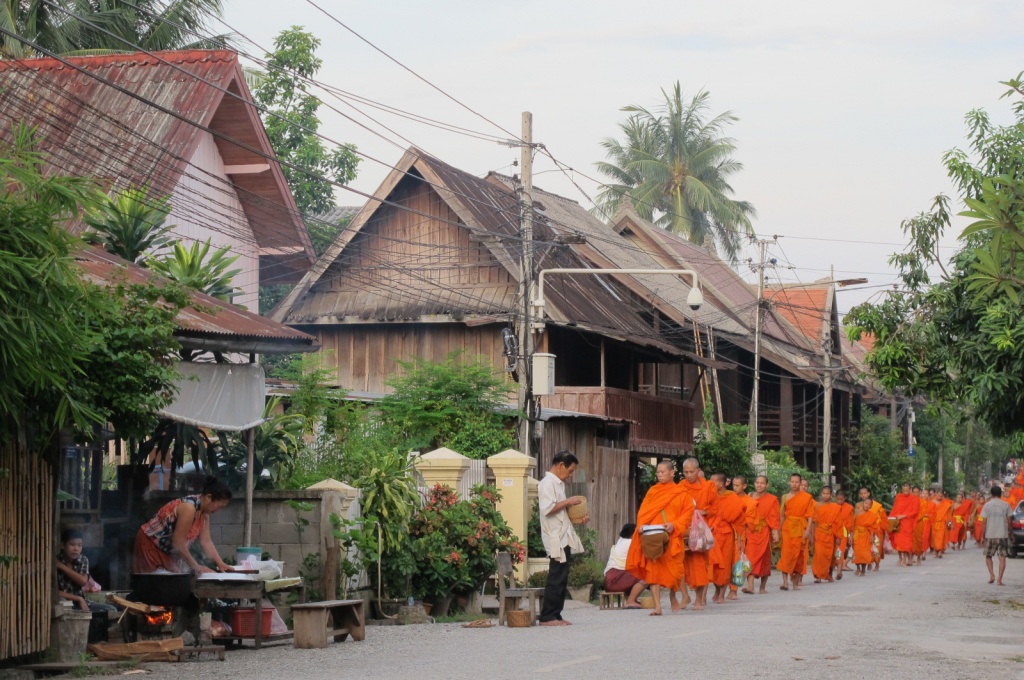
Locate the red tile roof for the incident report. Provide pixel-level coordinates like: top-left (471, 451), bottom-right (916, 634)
top-left (764, 284), bottom-right (830, 346)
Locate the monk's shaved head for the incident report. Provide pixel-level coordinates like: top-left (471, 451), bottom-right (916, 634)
top-left (710, 473), bottom-right (726, 483)
top-left (656, 460), bottom-right (674, 472)
top-left (683, 457), bottom-right (699, 470)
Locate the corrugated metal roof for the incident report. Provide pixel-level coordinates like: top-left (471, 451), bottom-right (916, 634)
top-left (76, 246), bottom-right (316, 351)
top-left (0, 50), bottom-right (314, 281)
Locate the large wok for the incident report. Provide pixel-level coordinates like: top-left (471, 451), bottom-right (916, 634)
top-left (130, 572), bottom-right (194, 607)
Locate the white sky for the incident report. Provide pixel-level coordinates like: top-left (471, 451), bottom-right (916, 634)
top-left (219, 0), bottom-right (1023, 314)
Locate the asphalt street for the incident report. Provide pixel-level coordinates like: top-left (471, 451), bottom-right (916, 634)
top-left (145, 546), bottom-right (1024, 680)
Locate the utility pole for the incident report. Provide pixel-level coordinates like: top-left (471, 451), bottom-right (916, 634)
top-left (518, 112), bottom-right (535, 459)
top-left (748, 239), bottom-right (772, 454)
top-left (821, 266), bottom-right (834, 485)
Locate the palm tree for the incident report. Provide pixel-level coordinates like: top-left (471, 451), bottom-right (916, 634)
top-left (82, 183), bottom-right (175, 263)
top-left (596, 83), bottom-right (756, 260)
top-left (1, 0), bottom-right (230, 59)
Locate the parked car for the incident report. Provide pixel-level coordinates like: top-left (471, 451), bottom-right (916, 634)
top-left (1009, 501), bottom-right (1024, 558)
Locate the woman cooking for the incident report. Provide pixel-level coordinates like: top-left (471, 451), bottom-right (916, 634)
top-left (133, 476), bottom-right (234, 574)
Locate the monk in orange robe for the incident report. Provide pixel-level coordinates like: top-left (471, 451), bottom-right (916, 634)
top-left (778, 473), bottom-right (816, 590)
top-left (835, 489), bottom-right (855, 575)
top-left (728, 475), bottom-right (756, 599)
top-left (810, 487), bottom-right (843, 582)
top-left (627, 461), bottom-right (694, 616)
top-left (746, 475), bottom-right (780, 594)
top-left (950, 491), bottom-right (973, 550)
top-left (972, 491), bottom-right (985, 545)
top-left (852, 498), bottom-right (879, 576)
top-left (859, 487), bottom-right (887, 571)
top-left (678, 458), bottom-right (718, 611)
top-left (710, 473), bottom-right (747, 603)
top-left (931, 489), bottom-right (953, 557)
top-left (890, 483), bottom-right (920, 566)
top-left (911, 486), bottom-right (928, 564)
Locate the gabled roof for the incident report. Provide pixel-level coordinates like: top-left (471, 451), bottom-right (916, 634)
top-left (274, 147), bottom-right (686, 357)
top-left (0, 50), bottom-right (315, 282)
top-left (763, 283), bottom-right (833, 352)
top-left (76, 246), bottom-right (317, 354)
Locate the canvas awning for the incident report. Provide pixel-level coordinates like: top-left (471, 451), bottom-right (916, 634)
top-left (157, 362), bottom-right (265, 431)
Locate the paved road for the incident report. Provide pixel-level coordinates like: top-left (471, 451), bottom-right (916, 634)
top-left (147, 547), bottom-right (1024, 679)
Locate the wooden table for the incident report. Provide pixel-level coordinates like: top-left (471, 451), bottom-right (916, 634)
top-left (192, 577), bottom-right (305, 650)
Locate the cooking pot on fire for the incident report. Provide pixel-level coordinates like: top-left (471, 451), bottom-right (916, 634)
top-left (130, 572), bottom-right (194, 607)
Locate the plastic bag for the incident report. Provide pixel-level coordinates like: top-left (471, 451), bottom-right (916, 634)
top-left (688, 510), bottom-right (715, 552)
top-left (731, 553), bottom-right (752, 587)
top-left (882, 537), bottom-right (894, 555)
top-left (210, 619), bottom-right (233, 637)
top-left (239, 556), bottom-right (283, 581)
top-left (83, 576), bottom-right (102, 593)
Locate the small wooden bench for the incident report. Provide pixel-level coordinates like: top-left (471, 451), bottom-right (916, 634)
top-left (291, 600), bottom-right (365, 649)
top-left (599, 591), bottom-right (624, 610)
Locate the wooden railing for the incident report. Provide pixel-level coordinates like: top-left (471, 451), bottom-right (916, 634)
top-left (544, 386), bottom-right (695, 452)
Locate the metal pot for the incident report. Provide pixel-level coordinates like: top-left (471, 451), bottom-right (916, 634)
top-left (130, 572), bottom-right (194, 607)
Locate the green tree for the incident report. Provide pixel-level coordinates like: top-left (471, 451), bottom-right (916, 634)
top-left (378, 353), bottom-right (515, 459)
top-left (595, 83), bottom-right (756, 260)
top-left (82, 183), bottom-right (174, 264)
top-left (846, 73), bottom-right (1024, 440)
top-left (843, 413), bottom-right (910, 505)
top-left (2, 0), bottom-right (230, 58)
top-left (252, 26), bottom-right (359, 217)
top-left (691, 422), bottom-right (755, 481)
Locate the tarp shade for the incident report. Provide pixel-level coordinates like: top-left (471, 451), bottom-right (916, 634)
top-left (157, 362), bottom-right (265, 431)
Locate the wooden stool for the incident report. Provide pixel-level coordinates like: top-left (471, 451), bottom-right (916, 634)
top-left (599, 591), bottom-right (624, 610)
top-left (291, 600), bottom-right (365, 649)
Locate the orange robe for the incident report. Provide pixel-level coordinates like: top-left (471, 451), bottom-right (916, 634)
top-left (913, 498), bottom-right (931, 555)
top-left (747, 493), bottom-right (780, 578)
top-left (972, 502), bottom-right (985, 543)
top-left (811, 502), bottom-right (843, 580)
top-left (950, 499), bottom-right (973, 544)
top-left (871, 501), bottom-right (888, 563)
top-left (712, 490), bottom-right (747, 587)
top-left (626, 483), bottom-right (694, 588)
top-left (890, 492), bottom-right (919, 553)
top-left (837, 502), bottom-right (854, 557)
top-left (679, 478), bottom-right (718, 588)
top-left (778, 491), bottom-right (815, 575)
top-left (931, 499), bottom-right (953, 551)
top-left (853, 509), bottom-right (878, 565)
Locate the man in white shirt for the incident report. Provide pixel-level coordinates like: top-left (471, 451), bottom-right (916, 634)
top-left (980, 485), bottom-right (1013, 586)
top-left (538, 450), bottom-right (586, 626)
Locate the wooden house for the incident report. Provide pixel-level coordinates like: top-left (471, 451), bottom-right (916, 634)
top-left (0, 50), bottom-right (316, 309)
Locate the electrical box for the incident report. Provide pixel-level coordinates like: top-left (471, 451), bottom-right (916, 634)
top-left (533, 353), bottom-right (556, 396)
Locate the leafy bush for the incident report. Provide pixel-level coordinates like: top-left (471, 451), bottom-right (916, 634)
top-left (567, 558), bottom-right (603, 588)
top-left (765, 447), bottom-right (818, 499)
top-left (844, 413), bottom-right (911, 505)
top-left (527, 570), bottom-right (548, 588)
top-left (693, 422), bottom-right (756, 481)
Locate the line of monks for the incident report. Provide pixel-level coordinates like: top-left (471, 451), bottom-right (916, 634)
top-left (625, 457), bottom-right (986, 615)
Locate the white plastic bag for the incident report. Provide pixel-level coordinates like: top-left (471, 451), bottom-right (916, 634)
top-left (240, 556), bottom-right (283, 581)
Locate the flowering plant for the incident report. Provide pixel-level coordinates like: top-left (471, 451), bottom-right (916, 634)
top-left (409, 484), bottom-right (525, 602)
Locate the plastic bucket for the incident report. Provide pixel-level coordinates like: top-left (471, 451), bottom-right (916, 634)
top-left (50, 610), bottom-right (92, 662)
top-left (236, 546), bottom-right (262, 566)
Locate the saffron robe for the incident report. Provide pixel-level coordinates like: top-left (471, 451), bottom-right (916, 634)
top-left (889, 492), bottom-right (919, 552)
top-left (712, 490), bottom-right (747, 587)
top-left (853, 508), bottom-right (878, 565)
top-left (950, 499), bottom-right (974, 544)
top-left (972, 501), bottom-right (985, 543)
top-left (913, 498), bottom-right (931, 555)
top-left (627, 482), bottom-right (694, 588)
top-left (679, 478), bottom-right (718, 587)
top-left (870, 501), bottom-right (887, 563)
top-left (747, 493), bottom-right (780, 578)
top-left (811, 502), bottom-right (843, 580)
top-left (931, 498), bottom-right (953, 551)
top-left (778, 491), bottom-right (815, 575)
top-left (837, 502), bottom-right (854, 556)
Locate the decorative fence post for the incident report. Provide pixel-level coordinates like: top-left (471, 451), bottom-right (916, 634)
top-left (414, 447), bottom-right (471, 494)
top-left (486, 449), bottom-right (536, 576)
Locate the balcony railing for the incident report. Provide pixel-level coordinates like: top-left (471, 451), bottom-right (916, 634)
top-left (544, 386), bottom-right (695, 453)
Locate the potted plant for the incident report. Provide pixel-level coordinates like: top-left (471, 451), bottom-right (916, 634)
top-left (408, 484), bottom-right (525, 616)
top-left (566, 558), bottom-right (602, 602)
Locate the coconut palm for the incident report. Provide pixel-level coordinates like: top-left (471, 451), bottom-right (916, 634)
top-left (1, 0), bottom-right (230, 59)
top-left (596, 83), bottom-right (756, 260)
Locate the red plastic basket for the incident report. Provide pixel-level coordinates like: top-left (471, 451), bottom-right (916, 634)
top-left (229, 607), bottom-right (272, 637)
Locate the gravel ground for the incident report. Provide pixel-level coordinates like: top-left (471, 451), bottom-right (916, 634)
top-left (143, 547), bottom-right (1024, 680)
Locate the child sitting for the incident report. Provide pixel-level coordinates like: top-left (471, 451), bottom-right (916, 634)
top-left (56, 529), bottom-right (115, 641)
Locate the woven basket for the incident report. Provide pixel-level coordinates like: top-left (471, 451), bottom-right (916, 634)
top-left (638, 593), bottom-right (656, 609)
top-left (506, 609), bottom-right (532, 628)
top-left (567, 496), bottom-right (588, 523)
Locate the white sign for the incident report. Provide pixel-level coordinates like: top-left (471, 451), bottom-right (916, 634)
top-left (502, 479), bottom-right (514, 487)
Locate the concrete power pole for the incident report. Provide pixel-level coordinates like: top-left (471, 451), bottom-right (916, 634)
top-left (518, 112), bottom-right (535, 459)
top-left (821, 268), bottom-right (834, 485)
top-left (749, 239), bottom-right (769, 454)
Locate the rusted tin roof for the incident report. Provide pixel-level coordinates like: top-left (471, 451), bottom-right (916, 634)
top-left (279, 148), bottom-right (687, 358)
top-left (0, 50), bottom-right (314, 282)
top-left (76, 247), bottom-right (316, 353)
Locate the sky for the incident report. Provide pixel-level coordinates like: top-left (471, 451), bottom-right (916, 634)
top-left (218, 0), bottom-right (1023, 315)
